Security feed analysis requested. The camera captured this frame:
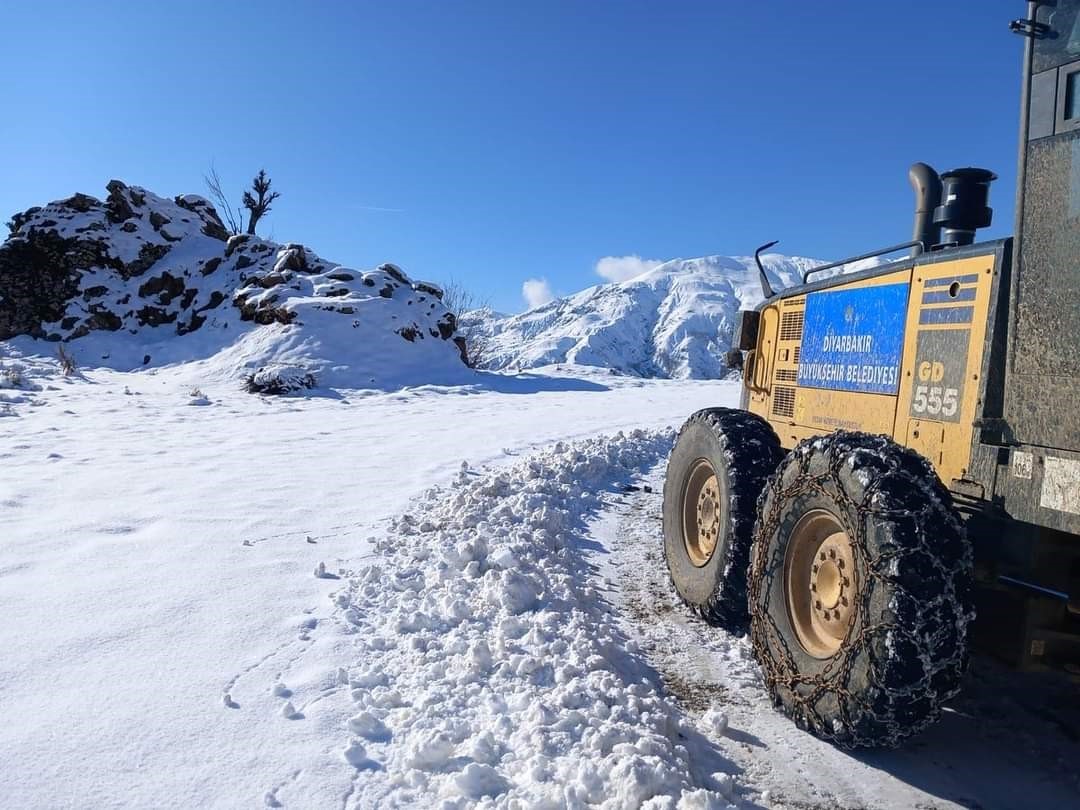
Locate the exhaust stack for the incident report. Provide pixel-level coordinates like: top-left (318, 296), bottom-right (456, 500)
top-left (908, 162), bottom-right (943, 257)
top-left (933, 167), bottom-right (997, 247)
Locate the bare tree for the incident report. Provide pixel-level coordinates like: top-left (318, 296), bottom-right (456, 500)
top-left (203, 163), bottom-right (243, 235)
top-left (243, 170), bottom-right (281, 235)
top-left (441, 278), bottom-right (493, 369)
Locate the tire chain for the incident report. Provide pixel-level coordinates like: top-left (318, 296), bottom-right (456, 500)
top-left (747, 431), bottom-right (974, 748)
top-left (669, 408), bottom-right (783, 628)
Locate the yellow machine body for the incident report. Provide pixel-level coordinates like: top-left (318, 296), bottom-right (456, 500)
top-left (744, 251), bottom-right (998, 488)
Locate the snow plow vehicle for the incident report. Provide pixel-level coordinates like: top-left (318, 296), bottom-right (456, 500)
top-left (663, 1), bottom-right (1080, 748)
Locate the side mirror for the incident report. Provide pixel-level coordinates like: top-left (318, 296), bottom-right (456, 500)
top-left (734, 310), bottom-right (760, 351)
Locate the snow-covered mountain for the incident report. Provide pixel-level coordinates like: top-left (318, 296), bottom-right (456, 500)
top-left (0, 181), bottom-right (469, 390)
top-left (464, 254), bottom-right (847, 379)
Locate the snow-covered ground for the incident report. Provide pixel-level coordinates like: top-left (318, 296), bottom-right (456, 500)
top-left (2, 356), bottom-right (1077, 809)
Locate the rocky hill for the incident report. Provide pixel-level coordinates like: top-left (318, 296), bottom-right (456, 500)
top-left (0, 182), bottom-right (468, 390)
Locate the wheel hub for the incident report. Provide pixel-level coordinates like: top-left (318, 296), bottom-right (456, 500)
top-left (682, 460), bottom-right (723, 567)
top-left (784, 511), bottom-right (857, 658)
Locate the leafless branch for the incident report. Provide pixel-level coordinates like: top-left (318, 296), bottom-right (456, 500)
top-left (203, 163), bottom-right (243, 235)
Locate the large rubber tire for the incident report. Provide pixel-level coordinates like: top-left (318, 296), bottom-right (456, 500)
top-left (663, 408), bottom-right (783, 629)
top-left (748, 431), bottom-right (974, 748)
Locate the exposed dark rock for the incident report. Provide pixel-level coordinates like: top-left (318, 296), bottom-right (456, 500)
top-left (275, 246), bottom-right (308, 272)
top-left (174, 194), bottom-right (230, 242)
top-left (8, 207), bottom-right (42, 234)
top-left (177, 312), bottom-right (205, 335)
top-left (381, 263), bottom-right (408, 284)
top-left (63, 193), bottom-right (99, 213)
top-left (454, 336), bottom-right (469, 364)
top-left (0, 229), bottom-right (110, 339)
top-left (83, 285), bottom-right (109, 300)
top-left (125, 243), bottom-right (171, 278)
top-left (252, 272), bottom-right (286, 289)
top-left (198, 290), bottom-right (226, 311)
top-left (105, 181), bottom-right (135, 223)
top-left (436, 312), bottom-right (456, 340)
top-left (413, 281), bottom-right (444, 300)
top-left (138, 271), bottom-right (185, 304)
top-left (136, 306), bottom-right (178, 327)
top-left (225, 233), bottom-right (251, 257)
top-left (200, 256), bottom-right (223, 276)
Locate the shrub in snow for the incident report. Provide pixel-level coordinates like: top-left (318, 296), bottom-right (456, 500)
top-left (0, 365), bottom-right (24, 389)
top-left (246, 366), bottom-right (316, 395)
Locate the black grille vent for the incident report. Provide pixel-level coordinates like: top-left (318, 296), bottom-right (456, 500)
top-left (775, 368), bottom-right (798, 383)
top-left (772, 386), bottom-right (796, 418)
top-left (780, 310), bottom-right (804, 341)
top-left (793, 346), bottom-right (801, 365)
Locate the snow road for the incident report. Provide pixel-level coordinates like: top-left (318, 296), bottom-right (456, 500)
top-left (588, 467), bottom-right (1080, 809)
top-left (2, 363), bottom-right (1077, 808)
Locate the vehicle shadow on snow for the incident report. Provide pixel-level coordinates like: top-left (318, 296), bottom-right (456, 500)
top-left (467, 371), bottom-right (610, 395)
top-left (329, 371), bottom-right (610, 399)
top-left (849, 659), bottom-right (1080, 808)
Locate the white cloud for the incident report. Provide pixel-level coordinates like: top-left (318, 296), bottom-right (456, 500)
top-left (521, 277), bottom-right (554, 309)
top-left (594, 255), bottom-right (664, 283)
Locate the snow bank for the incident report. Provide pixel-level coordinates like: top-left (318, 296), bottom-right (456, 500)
top-left (330, 430), bottom-right (738, 808)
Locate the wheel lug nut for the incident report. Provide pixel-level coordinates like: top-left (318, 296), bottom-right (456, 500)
top-left (837, 559), bottom-right (845, 569)
top-left (842, 577), bottom-right (850, 587)
top-left (841, 596), bottom-right (848, 606)
top-left (819, 552), bottom-right (826, 561)
top-left (829, 548), bottom-right (837, 559)
top-left (814, 599), bottom-right (822, 610)
top-left (810, 583), bottom-right (817, 592)
top-left (812, 564), bottom-right (819, 574)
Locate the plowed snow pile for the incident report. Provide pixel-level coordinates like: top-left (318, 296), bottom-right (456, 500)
top-left (328, 430), bottom-right (737, 808)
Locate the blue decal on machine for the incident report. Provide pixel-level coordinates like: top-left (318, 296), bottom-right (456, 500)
top-left (797, 282), bottom-right (909, 394)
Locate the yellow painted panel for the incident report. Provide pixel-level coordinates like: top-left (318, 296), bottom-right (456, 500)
top-left (747, 255), bottom-right (998, 481)
top-left (794, 389), bottom-right (897, 435)
top-left (893, 254), bottom-right (997, 483)
top-left (819, 267), bottom-right (912, 291)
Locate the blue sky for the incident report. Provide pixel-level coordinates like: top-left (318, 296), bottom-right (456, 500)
top-left (4, 1), bottom-right (1022, 312)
